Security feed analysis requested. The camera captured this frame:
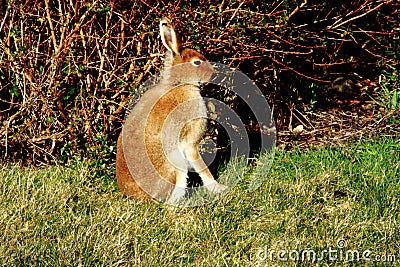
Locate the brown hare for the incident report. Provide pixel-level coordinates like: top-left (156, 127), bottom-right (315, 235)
top-left (116, 17), bottom-right (228, 205)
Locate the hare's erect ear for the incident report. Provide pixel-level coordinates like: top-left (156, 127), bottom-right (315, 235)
top-left (160, 17), bottom-right (181, 56)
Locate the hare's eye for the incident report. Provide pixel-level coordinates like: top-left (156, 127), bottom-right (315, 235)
top-left (191, 59), bottom-right (202, 67)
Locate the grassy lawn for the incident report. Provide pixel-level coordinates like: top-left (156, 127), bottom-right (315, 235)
top-left (1, 137), bottom-right (399, 266)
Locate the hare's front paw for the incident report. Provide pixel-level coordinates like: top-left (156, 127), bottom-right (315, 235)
top-left (166, 186), bottom-right (187, 206)
top-left (205, 182), bottom-right (229, 194)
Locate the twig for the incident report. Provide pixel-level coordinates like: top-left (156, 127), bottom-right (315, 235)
top-left (1, 110), bottom-right (21, 160)
top-left (294, 108), bottom-right (315, 129)
top-left (0, 8), bottom-right (8, 33)
top-left (287, 0), bottom-right (308, 20)
top-left (327, 2), bottom-right (387, 30)
top-left (217, 1), bottom-right (245, 41)
top-left (44, 0), bottom-right (58, 53)
top-left (270, 57), bottom-right (331, 83)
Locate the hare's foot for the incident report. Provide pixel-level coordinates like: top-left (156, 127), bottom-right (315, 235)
top-left (166, 170), bottom-right (189, 205)
top-left (204, 182), bottom-right (229, 194)
top-left (166, 185), bottom-right (187, 205)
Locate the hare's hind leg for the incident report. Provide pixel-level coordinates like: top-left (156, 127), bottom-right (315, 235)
top-left (165, 149), bottom-right (189, 205)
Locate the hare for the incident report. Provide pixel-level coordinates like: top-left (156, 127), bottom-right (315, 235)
top-left (116, 17), bottom-right (228, 204)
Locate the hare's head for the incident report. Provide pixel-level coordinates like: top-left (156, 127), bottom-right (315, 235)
top-left (160, 18), bottom-right (214, 83)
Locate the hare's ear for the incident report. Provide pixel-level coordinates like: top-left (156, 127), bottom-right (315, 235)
top-left (160, 17), bottom-right (181, 56)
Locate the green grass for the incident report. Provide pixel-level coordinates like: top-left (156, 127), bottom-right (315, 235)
top-left (1, 137), bottom-right (399, 266)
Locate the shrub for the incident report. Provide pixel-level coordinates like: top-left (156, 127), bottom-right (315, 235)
top-left (0, 0), bottom-right (398, 167)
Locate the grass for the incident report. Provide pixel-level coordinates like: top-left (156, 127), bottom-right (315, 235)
top-left (1, 137), bottom-right (399, 266)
